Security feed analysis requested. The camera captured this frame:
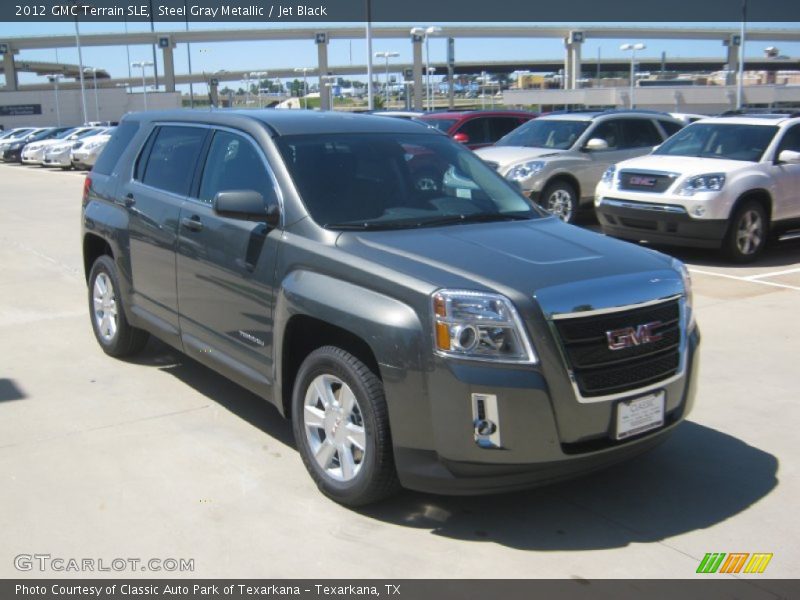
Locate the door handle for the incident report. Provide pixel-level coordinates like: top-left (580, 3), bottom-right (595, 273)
top-left (180, 216), bottom-right (204, 232)
top-left (114, 193), bottom-right (136, 208)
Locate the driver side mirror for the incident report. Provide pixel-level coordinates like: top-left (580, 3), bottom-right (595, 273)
top-left (584, 138), bottom-right (609, 151)
top-left (777, 149), bottom-right (800, 165)
top-left (453, 132), bottom-right (470, 144)
top-left (213, 190), bottom-right (280, 228)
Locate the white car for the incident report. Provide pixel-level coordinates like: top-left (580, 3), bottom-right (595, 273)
top-left (71, 128), bottom-right (115, 169)
top-left (595, 114), bottom-right (800, 261)
top-left (42, 127), bottom-right (107, 169)
top-left (24, 127), bottom-right (100, 166)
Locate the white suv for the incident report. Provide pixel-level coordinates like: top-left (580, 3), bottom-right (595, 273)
top-left (595, 114), bottom-right (800, 261)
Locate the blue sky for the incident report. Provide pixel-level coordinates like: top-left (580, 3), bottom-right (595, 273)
top-left (1, 21), bottom-right (799, 91)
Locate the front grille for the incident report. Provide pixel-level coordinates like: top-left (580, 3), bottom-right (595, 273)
top-left (553, 299), bottom-right (682, 397)
top-left (618, 170), bottom-right (677, 193)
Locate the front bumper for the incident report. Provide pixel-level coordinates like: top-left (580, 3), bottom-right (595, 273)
top-left (43, 149), bottom-right (72, 167)
top-left (389, 327), bottom-right (700, 495)
top-left (21, 147), bottom-right (45, 164)
top-left (596, 197), bottom-right (728, 249)
top-left (71, 150), bottom-right (98, 168)
top-left (1, 148), bottom-right (22, 162)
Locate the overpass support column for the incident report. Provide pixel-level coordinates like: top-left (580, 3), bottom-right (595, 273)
top-left (723, 34), bottom-right (741, 86)
top-left (159, 36), bottom-right (176, 93)
top-left (412, 33), bottom-right (424, 111)
top-left (315, 32), bottom-right (330, 111)
top-left (1, 46), bottom-right (19, 91)
top-left (565, 31), bottom-right (584, 90)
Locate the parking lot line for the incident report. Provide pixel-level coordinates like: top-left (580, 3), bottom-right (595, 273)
top-left (743, 267), bottom-right (800, 280)
top-left (689, 268), bottom-right (800, 292)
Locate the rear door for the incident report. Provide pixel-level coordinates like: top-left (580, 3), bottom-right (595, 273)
top-left (176, 128), bottom-right (282, 395)
top-left (120, 124), bottom-right (208, 344)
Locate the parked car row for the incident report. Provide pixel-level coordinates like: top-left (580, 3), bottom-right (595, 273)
top-left (0, 125), bottom-right (115, 170)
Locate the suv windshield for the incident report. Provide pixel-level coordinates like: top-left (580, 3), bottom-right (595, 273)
top-left (653, 123), bottom-right (777, 162)
top-left (496, 119), bottom-right (590, 149)
top-left (277, 133), bottom-right (539, 230)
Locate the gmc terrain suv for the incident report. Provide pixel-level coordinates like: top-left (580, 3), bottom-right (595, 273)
top-left (476, 110), bottom-right (684, 223)
top-left (596, 114), bottom-right (800, 261)
top-left (82, 110), bottom-right (699, 506)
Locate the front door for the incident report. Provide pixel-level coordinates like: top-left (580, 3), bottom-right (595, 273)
top-left (176, 129), bottom-right (282, 394)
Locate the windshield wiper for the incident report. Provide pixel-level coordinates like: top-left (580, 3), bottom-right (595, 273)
top-left (414, 213), bottom-right (534, 228)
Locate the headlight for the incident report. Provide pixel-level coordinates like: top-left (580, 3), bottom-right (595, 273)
top-left (432, 290), bottom-right (537, 363)
top-left (506, 161), bottom-right (545, 182)
top-left (677, 173), bottom-right (726, 196)
top-left (672, 258), bottom-right (695, 330)
top-left (601, 165), bottom-right (616, 185)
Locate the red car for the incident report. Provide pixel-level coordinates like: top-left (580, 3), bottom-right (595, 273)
top-left (418, 110), bottom-right (537, 150)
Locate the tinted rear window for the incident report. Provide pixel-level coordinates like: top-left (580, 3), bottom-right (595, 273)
top-left (92, 121), bottom-right (140, 175)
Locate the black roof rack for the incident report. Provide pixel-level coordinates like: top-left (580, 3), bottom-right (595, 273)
top-left (719, 109), bottom-right (800, 118)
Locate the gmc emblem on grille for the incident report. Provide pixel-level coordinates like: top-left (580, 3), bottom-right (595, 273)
top-left (629, 175), bottom-right (657, 186)
top-left (606, 321), bottom-right (663, 350)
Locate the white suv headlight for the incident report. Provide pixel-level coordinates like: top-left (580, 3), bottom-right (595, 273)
top-left (507, 161), bottom-right (545, 182)
top-left (677, 173), bottom-right (726, 196)
top-left (432, 290), bottom-right (537, 364)
top-left (601, 165), bottom-right (616, 185)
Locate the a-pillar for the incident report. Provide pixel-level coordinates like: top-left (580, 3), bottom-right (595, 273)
top-left (1, 45), bottom-right (18, 91)
top-left (159, 36), bottom-right (177, 93)
top-left (411, 33), bottom-right (424, 111)
top-left (315, 32), bottom-right (330, 111)
top-left (723, 34), bottom-right (741, 86)
top-left (564, 31), bottom-right (584, 90)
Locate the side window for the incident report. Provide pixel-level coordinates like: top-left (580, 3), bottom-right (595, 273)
top-left (587, 120), bottom-right (621, 150)
top-left (488, 117), bottom-right (523, 142)
top-left (619, 119), bottom-right (663, 148)
top-left (658, 120), bottom-right (684, 138)
top-left (457, 119), bottom-right (489, 144)
top-left (93, 121), bottom-right (139, 176)
top-left (776, 124), bottom-right (800, 154)
top-left (198, 130), bottom-right (275, 206)
top-left (141, 126), bottom-right (206, 195)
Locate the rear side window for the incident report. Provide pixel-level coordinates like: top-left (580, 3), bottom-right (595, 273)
top-left (140, 126), bottom-right (206, 195)
top-left (457, 118), bottom-right (489, 144)
top-left (658, 120), bottom-right (683, 137)
top-left (198, 130), bottom-right (275, 205)
top-left (619, 119), bottom-right (663, 148)
top-left (92, 121), bottom-right (139, 176)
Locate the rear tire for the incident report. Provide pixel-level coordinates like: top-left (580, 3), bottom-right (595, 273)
top-left (723, 201), bottom-right (768, 262)
top-left (88, 255), bottom-right (149, 357)
top-left (292, 346), bottom-right (400, 506)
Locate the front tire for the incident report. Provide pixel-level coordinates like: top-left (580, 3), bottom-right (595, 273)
top-left (724, 201), bottom-right (768, 262)
top-left (292, 346), bottom-right (400, 506)
top-left (88, 255), bottom-right (149, 357)
top-left (540, 180), bottom-right (578, 224)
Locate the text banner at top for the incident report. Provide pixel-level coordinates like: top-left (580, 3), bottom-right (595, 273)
top-left (1, 0), bottom-right (800, 23)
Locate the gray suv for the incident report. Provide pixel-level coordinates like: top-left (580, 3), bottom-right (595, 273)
top-left (476, 110), bottom-right (684, 223)
top-left (82, 110), bottom-right (699, 506)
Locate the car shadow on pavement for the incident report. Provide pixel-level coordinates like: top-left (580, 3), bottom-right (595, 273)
top-left (126, 337), bottom-right (295, 449)
top-left (359, 422), bottom-right (778, 551)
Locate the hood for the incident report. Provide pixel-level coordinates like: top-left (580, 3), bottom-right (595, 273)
top-left (475, 146), bottom-right (565, 169)
top-left (335, 218), bottom-right (680, 315)
top-left (616, 154), bottom-right (752, 177)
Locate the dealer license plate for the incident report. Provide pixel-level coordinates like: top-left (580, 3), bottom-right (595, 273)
top-left (615, 391), bottom-right (665, 440)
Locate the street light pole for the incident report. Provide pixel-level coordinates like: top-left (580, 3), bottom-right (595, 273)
top-left (416, 26), bottom-right (442, 111)
top-left (132, 61), bottom-right (153, 110)
top-left (47, 74), bottom-right (62, 126)
top-left (294, 68), bottom-right (312, 109)
top-left (620, 43), bottom-right (646, 109)
top-left (365, 0), bottom-right (374, 110)
top-left (74, 18), bottom-right (88, 124)
top-left (374, 51), bottom-right (399, 109)
top-left (85, 67), bottom-right (100, 121)
top-left (251, 71), bottom-right (268, 108)
top-left (737, 0), bottom-right (747, 109)
top-left (321, 75), bottom-right (337, 111)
